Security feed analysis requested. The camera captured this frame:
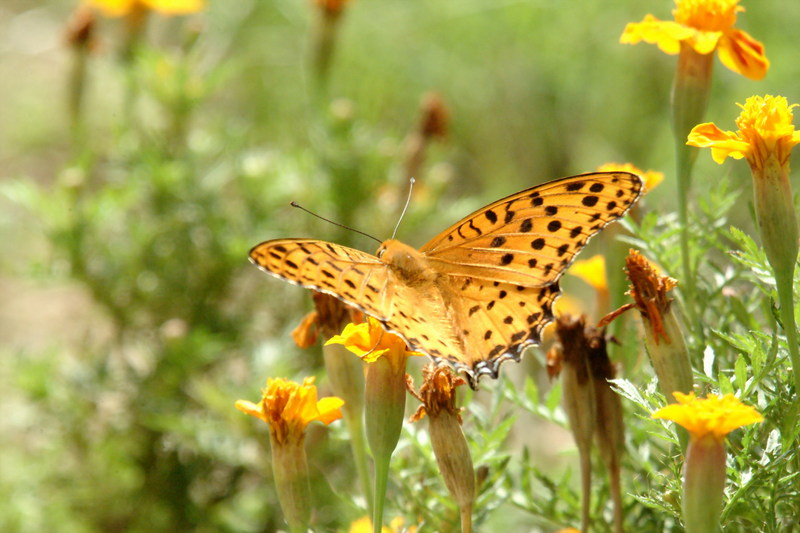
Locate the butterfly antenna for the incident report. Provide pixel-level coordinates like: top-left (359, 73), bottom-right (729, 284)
top-left (290, 202), bottom-right (382, 244)
top-left (392, 177), bottom-right (415, 239)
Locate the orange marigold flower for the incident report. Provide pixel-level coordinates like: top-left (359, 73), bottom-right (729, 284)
top-left (326, 317), bottom-right (423, 365)
top-left (596, 162), bottom-right (664, 192)
top-left (620, 0), bottom-right (768, 80)
top-left (652, 391), bottom-right (763, 442)
top-left (235, 376), bottom-right (343, 445)
top-left (688, 95), bottom-right (800, 170)
top-left (87, 0), bottom-right (204, 17)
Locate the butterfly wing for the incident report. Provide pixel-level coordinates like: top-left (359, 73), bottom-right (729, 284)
top-left (248, 239), bottom-right (394, 320)
top-left (416, 171), bottom-right (643, 383)
top-left (420, 172), bottom-right (643, 286)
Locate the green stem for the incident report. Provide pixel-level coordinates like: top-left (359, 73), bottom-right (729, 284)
top-left (776, 267), bottom-right (800, 394)
top-left (345, 405), bottom-right (374, 516)
top-left (372, 453), bottom-right (390, 533)
top-left (675, 145), bottom-right (702, 346)
top-left (671, 45), bottom-right (713, 347)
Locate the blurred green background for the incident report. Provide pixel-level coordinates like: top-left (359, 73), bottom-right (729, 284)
top-left (1, 0), bottom-right (798, 531)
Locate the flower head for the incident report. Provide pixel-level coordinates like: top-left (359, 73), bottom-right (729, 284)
top-left (569, 255), bottom-right (608, 293)
top-left (348, 516), bottom-right (416, 533)
top-left (688, 95), bottom-right (800, 170)
top-left (652, 391), bottom-right (763, 442)
top-left (235, 376), bottom-right (344, 445)
top-left (326, 317), bottom-right (423, 365)
top-left (87, 0), bottom-right (204, 17)
top-left (620, 0), bottom-right (768, 80)
top-left (596, 162), bottom-right (664, 192)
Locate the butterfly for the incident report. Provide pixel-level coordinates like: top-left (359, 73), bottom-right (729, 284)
top-left (249, 172), bottom-right (643, 387)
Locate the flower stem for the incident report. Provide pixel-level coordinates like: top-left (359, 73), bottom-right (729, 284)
top-left (671, 45), bottom-right (713, 346)
top-left (775, 267), bottom-right (800, 394)
top-left (372, 452), bottom-right (391, 533)
top-left (323, 343), bottom-right (373, 514)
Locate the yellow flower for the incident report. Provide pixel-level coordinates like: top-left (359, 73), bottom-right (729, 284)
top-left (326, 317), bottom-right (423, 364)
top-left (569, 255), bottom-right (608, 293)
top-left (235, 376), bottom-right (344, 445)
top-left (652, 391), bottom-right (763, 442)
top-left (596, 162), bottom-right (664, 192)
top-left (688, 95), bottom-right (800, 170)
top-left (86, 0), bottom-right (204, 17)
top-left (348, 516), bottom-right (416, 533)
top-left (620, 0), bottom-right (768, 80)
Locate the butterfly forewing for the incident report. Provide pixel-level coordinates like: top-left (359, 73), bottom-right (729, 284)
top-left (420, 172), bottom-right (643, 287)
top-left (249, 239), bottom-right (394, 320)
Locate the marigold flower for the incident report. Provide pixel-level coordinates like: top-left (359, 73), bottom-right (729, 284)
top-left (652, 391), bottom-right (763, 442)
top-left (328, 318), bottom-right (420, 532)
top-left (601, 250), bottom-right (693, 415)
top-left (688, 95), bottom-right (800, 169)
top-left (620, 0), bottom-right (768, 80)
top-left (348, 516), bottom-right (416, 533)
top-left (689, 95), bottom-right (800, 394)
top-left (548, 314), bottom-right (625, 533)
top-left (596, 162), bottom-right (664, 192)
top-left (326, 317), bottom-right (423, 365)
top-left (236, 377), bottom-right (343, 531)
top-left (408, 366), bottom-right (475, 531)
top-left (652, 392), bottom-right (762, 533)
top-left (569, 255), bottom-right (608, 293)
top-left (235, 376), bottom-right (343, 445)
top-left (86, 0), bottom-right (204, 17)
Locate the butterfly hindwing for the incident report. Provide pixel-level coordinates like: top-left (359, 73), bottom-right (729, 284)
top-left (249, 239), bottom-right (394, 320)
top-left (420, 172), bottom-right (643, 287)
top-left (445, 276), bottom-right (560, 382)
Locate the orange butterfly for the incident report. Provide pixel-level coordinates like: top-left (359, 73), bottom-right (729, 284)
top-left (250, 172), bottom-right (643, 386)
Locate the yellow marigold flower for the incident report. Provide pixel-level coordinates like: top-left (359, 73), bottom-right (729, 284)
top-left (596, 162), bottom-right (664, 192)
top-left (326, 317), bottom-right (423, 364)
top-left (329, 318), bottom-right (421, 530)
top-left (569, 255), bottom-right (608, 293)
top-left (688, 95), bottom-right (800, 169)
top-left (689, 95), bottom-right (800, 394)
top-left (348, 516), bottom-right (416, 533)
top-left (620, 0), bottom-right (768, 80)
top-left (652, 391), bottom-right (763, 441)
top-left (86, 0), bottom-right (204, 17)
top-left (235, 376), bottom-right (344, 445)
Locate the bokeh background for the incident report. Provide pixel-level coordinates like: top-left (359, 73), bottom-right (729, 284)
top-left (1, 0), bottom-right (798, 531)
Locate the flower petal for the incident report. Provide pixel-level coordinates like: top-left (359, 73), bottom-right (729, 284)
top-left (235, 399), bottom-right (267, 423)
top-left (687, 123), bottom-right (749, 163)
top-left (690, 30), bottom-right (723, 55)
top-left (716, 29), bottom-right (769, 80)
top-left (314, 397), bottom-right (345, 425)
top-left (620, 15), bottom-right (695, 55)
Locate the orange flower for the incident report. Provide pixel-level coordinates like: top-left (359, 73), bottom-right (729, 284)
top-left (327, 318), bottom-right (420, 530)
top-left (689, 96), bottom-right (800, 394)
top-left (326, 317), bottom-right (423, 365)
top-left (596, 162), bottom-right (664, 192)
top-left (688, 95), bottom-right (800, 170)
top-left (235, 376), bottom-right (343, 445)
top-left (86, 0), bottom-right (203, 17)
top-left (620, 0), bottom-right (768, 80)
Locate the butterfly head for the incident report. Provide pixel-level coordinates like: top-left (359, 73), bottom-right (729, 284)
top-left (376, 239), bottom-right (432, 283)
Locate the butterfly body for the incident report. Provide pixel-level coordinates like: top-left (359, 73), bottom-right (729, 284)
top-left (250, 172), bottom-right (644, 387)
